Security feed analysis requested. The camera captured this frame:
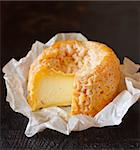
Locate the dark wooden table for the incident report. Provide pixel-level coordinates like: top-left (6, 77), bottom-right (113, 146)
top-left (1, 2), bottom-right (140, 149)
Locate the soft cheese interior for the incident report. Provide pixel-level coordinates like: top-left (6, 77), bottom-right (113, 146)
top-left (29, 67), bottom-right (74, 110)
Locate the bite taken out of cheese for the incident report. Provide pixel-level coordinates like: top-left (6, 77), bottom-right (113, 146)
top-left (27, 66), bottom-right (74, 111)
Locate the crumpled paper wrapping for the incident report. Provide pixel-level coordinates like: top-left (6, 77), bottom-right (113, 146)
top-left (2, 33), bottom-right (140, 137)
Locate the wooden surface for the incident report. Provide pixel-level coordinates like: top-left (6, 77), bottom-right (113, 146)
top-left (1, 2), bottom-right (140, 149)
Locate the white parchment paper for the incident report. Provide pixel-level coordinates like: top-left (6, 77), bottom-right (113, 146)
top-left (2, 33), bottom-right (140, 137)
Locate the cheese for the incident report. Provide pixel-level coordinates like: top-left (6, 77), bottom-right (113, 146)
top-left (28, 67), bottom-right (74, 111)
top-left (27, 40), bottom-right (120, 116)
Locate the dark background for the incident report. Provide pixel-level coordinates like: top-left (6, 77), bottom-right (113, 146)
top-left (1, 1), bottom-right (140, 149)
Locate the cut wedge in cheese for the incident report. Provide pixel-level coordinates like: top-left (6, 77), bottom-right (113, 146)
top-left (27, 66), bottom-right (74, 111)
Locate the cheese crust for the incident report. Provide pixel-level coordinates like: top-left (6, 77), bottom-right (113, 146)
top-left (27, 40), bottom-right (120, 116)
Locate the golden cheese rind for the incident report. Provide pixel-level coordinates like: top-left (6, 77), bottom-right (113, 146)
top-left (27, 40), bottom-right (120, 116)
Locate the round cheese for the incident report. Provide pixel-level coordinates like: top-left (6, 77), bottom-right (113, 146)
top-left (27, 40), bottom-right (120, 116)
